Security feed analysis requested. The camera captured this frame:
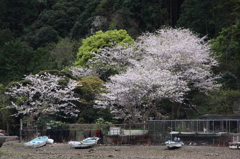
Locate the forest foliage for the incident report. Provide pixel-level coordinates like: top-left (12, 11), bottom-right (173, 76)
top-left (1, 0), bottom-right (240, 131)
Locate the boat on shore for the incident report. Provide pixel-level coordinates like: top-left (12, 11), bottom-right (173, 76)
top-left (165, 135), bottom-right (184, 149)
top-left (165, 140), bottom-right (184, 149)
top-left (229, 142), bottom-right (240, 149)
top-left (68, 137), bottom-right (100, 149)
top-left (165, 132), bottom-right (184, 149)
top-left (24, 136), bottom-right (48, 148)
top-left (46, 138), bottom-right (54, 144)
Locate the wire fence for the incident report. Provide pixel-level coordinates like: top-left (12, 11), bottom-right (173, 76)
top-left (148, 119), bottom-right (240, 134)
top-left (20, 119), bottom-right (240, 145)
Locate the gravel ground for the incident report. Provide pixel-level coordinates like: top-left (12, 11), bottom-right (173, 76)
top-left (0, 140), bottom-right (240, 159)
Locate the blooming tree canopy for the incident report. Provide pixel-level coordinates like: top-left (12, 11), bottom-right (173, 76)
top-left (5, 73), bottom-right (81, 119)
top-left (95, 28), bottom-right (220, 123)
top-left (69, 44), bottom-right (138, 81)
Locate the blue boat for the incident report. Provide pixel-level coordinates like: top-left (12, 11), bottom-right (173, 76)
top-left (24, 136), bottom-right (48, 148)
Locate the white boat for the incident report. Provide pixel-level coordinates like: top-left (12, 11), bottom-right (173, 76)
top-left (69, 137), bottom-right (100, 149)
top-left (229, 142), bottom-right (240, 149)
top-left (165, 140), bottom-right (184, 149)
top-left (24, 136), bottom-right (48, 148)
top-left (46, 138), bottom-right (54, 144)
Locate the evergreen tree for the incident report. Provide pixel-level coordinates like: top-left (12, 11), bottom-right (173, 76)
top-left (74, 29), bottom-right (134, 66)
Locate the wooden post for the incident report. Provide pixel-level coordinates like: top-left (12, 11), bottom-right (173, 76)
top-left (144, 121), bottom-right (146, 133)
top-left (129, 124), bottom-right (131, 135)
top-left (20, 119), bottom-right (22, 143)
top-left (7, 122), bottom-right (9, 134)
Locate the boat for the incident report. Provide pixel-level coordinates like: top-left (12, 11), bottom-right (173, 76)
top-left (165, 140), bottom-right (184, 149)
top-left (229, 142), bottom-right (240, 149)
top-left (165, 133), bottom-right (184, 149)
top-left (165, 136), bottom-right (184, 149)
top-left (24, 136), bottom-right (48, 148)
top-left (46, 138), bottom-right (54, 144)
top-left (68, 137), bottom-right (100, 149)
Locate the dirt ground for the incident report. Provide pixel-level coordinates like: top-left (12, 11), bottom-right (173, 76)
top-left (1, 140), bottom-right (240, 159)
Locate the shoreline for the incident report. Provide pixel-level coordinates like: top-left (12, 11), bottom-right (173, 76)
top-left (0, 141), bottom-right (239, 159)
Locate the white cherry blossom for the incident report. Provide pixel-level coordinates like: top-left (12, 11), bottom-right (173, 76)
top-left (95, 28), bottom-right (220, 123)
top-left (6, 73), bottom-right (81, 118)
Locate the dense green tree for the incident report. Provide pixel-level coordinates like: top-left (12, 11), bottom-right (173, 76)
top-left (206, 89), bottom-right (240, 114)
top-left (82, 107), bottom-right (113, 123)
top-left (93, 0), bottom-right (184, 38)
top-left (186, 88), bottom-right (240, 117)
top-left (0, 29), bottom-right (14, 46)
top-left (177, 0), bottom-right (240, 38)
top-left (93, 0), bottom-right (115, 20)
top-left (0, 0), bottom-right (44, 37)
top-left (0, 40), bottom-right (57, 84)
top-left (177, 0), bottom-right (218, 38)
top-left (73, 76), bottom-right (112, 123)
top-left (210, 22), bottom-right (240, 82)
top-left (0, 40), bottom-right (33, 83)
top-left (49, 38), bottom-right (79, 69)
top-left (70, 0), bottom-right (101, 39)
top-left (22, 0), bottom-right (101, 44)
top-left (74, 29), bottom-right (134, 66)
top-left (0, 90), bottom-right (19, 135)
top-left (30, 47), bottom-right (58, 72)
top-left (33, 10), bottom-right (67, 36)
top-left (218, 72), bottom-right (239, 90)
top-left (213, 0), bottom-right (240, 27)
top-left (27, 26), bottom-right (59, 49)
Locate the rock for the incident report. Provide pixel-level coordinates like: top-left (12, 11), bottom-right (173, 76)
top-left (205, 153), bottom-right (219, 156)
top-left (88, 148), bottom-right (95, 152)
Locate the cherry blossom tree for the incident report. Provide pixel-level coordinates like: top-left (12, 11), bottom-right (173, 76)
top-left (95, 28), bottom-right (221, 123)
top-left (69, 44), bottom-right (140, 81)
top-left (5, 73), bottom-right (81, 120)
